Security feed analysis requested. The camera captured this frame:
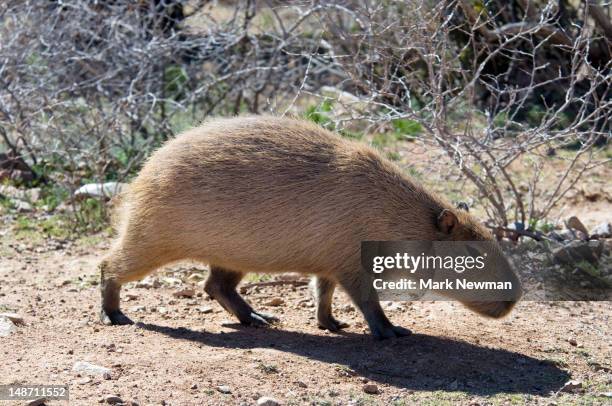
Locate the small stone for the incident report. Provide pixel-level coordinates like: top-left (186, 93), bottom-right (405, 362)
top-left (173, 288), bottom-right (196, 298)
top-left (196, 306), bottom-right (213, 314)
top-left (552, 240), bottom-right (603, 265)
top-left (257, 397), bottom-right (281, 406)
top-left (188, 273), bottom-right (205, 282)
top-left (101, 395), bottom-right (123, 404)
top-left (0, 312), bottom-right (24, 325)
top-left (125, 293), bottom-right (139, 301)
top-left (342, 304), bottom-right (355, 313)
top-left (129, 305), bottom-right (146, 313)
top-left (15, 200), bottom-right (32, 212)
top-left (265, 298), bottom-right (284, 306)
top-left (567, 216), bottom-right (589, 236)
top-left (598, 392), bottom-right (612, 398)
top-left (567, 337), bottom-right (578, 346)
top-left (26, 399), bottom-right (47, 406)
top-left (136, 277), bottom-right (160, 289)
top-left (73, 361), bottom-right (112, 377)
top-left (217, 385), bottom-right (231, 394)
top-left (295, 380), bottom-right (308, 388)
top-left (559, 380), bottom-right (583, 393)
top-left (591, 222), bottom-right (612, 238)
top-left (157, 307), bottom-right (168, 315)
top-left (75, 182), bottom-right (126, 200)
top-left (77, 377), bottom-right (91, 385)
top-left (362, 383), bottom-right (379, 394)
top-left (0, 317), bottom-right (16, 336)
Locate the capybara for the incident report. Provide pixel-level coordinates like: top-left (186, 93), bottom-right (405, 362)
top-left (99, 115), bottom-right (521, 339)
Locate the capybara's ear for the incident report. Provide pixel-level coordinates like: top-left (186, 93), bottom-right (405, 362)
top-left (437, 209), bottom-right (458, 234)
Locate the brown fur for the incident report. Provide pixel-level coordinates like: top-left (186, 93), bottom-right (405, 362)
top-left (99, 115), bottom-right (521, 338)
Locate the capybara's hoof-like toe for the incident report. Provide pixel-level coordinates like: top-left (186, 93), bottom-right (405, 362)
top-left (101, 309), bottom-right (134, 326)
top-left (318, 317), bottom-right (349, 332)
top-left (372, 325), bottom-right (411, 340)
top-left (391, 325), bottom-right (412, 337)
top-left (256, 312), bottom-right (279, 323)
top-left (240, 312), bottom-right (276, 327)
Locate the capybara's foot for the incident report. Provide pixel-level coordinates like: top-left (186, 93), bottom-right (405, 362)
top-left (100, 309), bottom-right (134, 326)
top-left (318, 316), bottom-right (349, 332)
top-left (371, 325), bottom-right (412, 340)
top-left (239, 311), bottom-right (279, 327)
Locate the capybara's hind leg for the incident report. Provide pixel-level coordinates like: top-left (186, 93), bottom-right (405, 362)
top-left (204, 266), bottom-right (279, 327)
top-left (337, 271), bottom-right (411, 340)
top-left (312, 276), bottom-right (348, 331)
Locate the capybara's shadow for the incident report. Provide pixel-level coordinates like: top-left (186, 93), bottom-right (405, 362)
top-left (138, 322), bottom-right (568, 396)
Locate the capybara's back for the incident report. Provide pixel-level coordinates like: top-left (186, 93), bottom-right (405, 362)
top-left (100, 115), bottom-right (521, 339)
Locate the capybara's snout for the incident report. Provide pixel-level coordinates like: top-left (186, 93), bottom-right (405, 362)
top-left (463, 300), bottom-right (518, 318)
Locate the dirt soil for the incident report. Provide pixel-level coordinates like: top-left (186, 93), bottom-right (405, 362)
top-left (0, 233), bottom-right (611, 406)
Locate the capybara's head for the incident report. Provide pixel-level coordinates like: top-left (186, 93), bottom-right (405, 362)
top-left (434, 207), bottom-right (522, 318)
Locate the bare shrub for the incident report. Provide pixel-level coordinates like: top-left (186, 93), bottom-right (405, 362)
top-left (1, 0), bottom-right (609, 231)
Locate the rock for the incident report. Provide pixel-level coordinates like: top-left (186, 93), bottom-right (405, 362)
top-left (567, 337), bottom-right (578, 346)
top-left (0, 317), bottom-right (16, 336)
top-left (73, 361), bottom-right (112, 377)
top-left (295, 380), bottom-right (308, 388)
top-left (196, 306), bottom-right (213, 314)
top-left (187, 273), bottom-right (205, 282)
top-left (0, 312), bottom-right (24, 325)
top-left (173, 288), bottom-right (195, 298)
top-left (362, 383), bottom-right (379, 394)
top-left (217, 385), bottom-right (231, 394)
top-left (135, 277), bottom-right (160, 289)
top-left (157, 307), bottom-right (168, 315)
top-left (100, 395), bottom-right (123, 404)
top-left (257, 397), bottom-right (281, 406)
top-left (14, 200), bottom-right (32, 212)
top-left (552, 240), bottom-right (603, 265)
top-left (77, 377), bottom-right (92, 385)
top-left (567, 216), bottom-right (589, 237)
top-left (129, 305), bottom-right (146, 313)
top-left (342, 304), bottom-right (355, 313)
top-left (265, 298), bottom-right (284, 306)
top-left (598, 392), bottom-right (612, 398)
top-left (26, 399), bottom-right (47, 406)
top-left (591, 222), bottom-right (612, 239)
top-left (74, 182), bottom-right (127, 201)
top-left (559, 380), bottom-right (583, 393)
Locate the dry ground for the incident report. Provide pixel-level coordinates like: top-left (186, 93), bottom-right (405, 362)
top-left (0, 232), bottom-right (610, 406)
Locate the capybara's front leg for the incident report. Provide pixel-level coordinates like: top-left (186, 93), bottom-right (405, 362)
top-left (204, 266), bottom-right (279, 327)
top-left (337, 271), bottom-right (411, 340)
top-left (312, 276), bottom-right (348, 331)
top-left (100, 259), bottom-right (133, 326)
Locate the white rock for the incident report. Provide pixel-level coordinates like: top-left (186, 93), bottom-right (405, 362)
top-left (0, 317), bottom-right (16, 337)
top-left (0, 312), bottom-right (24, 325)
top-left (217, 385), bottom-right (231, 394)
top-left (591, 222), bottom-right (612, 238)
top-left (73, 361), bottom-right (112, 377)
top-left (74, 182), bottom-right (127, 200)
top-left (257, 396), bottom-right (281, 406)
